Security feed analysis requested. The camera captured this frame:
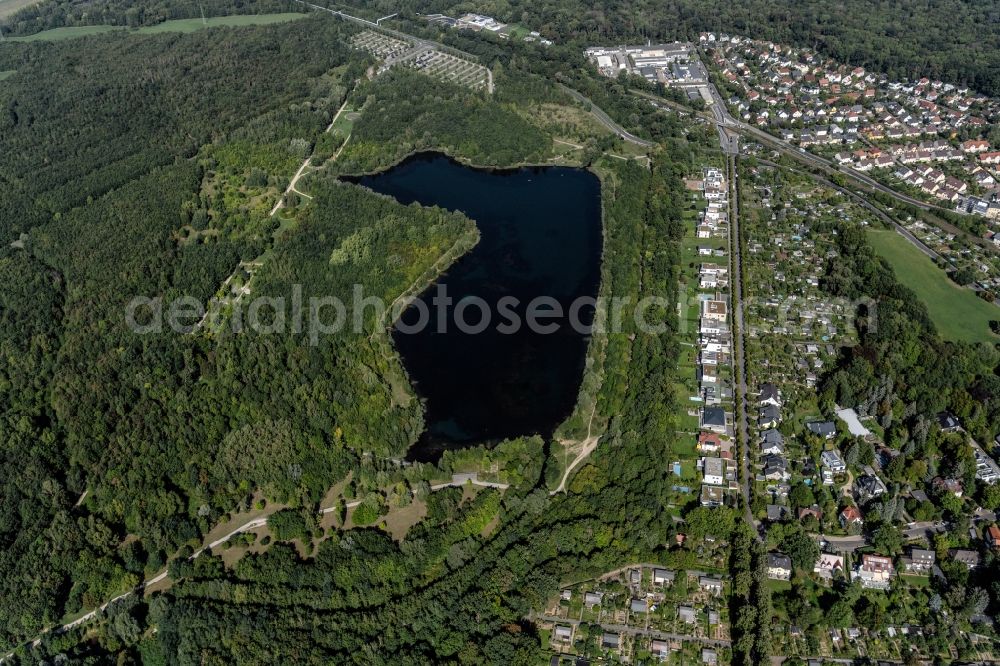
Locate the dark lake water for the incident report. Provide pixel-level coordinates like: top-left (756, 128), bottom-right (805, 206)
top-left (348, 153), bottom-right (602, 462)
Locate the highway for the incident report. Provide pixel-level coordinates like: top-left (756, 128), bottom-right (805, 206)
top-left (557, 83), bottom-right (655, 148)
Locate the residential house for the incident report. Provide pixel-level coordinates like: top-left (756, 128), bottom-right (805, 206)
top-left (758, 404), bottom-right (782, 429)
top-left (678, 606), bottom-right (697, 623)
top-left (760, 429), bottom-right (785, 454)
top-left (807, 421), bottom-right (837, 439)
top-left (703, 299), bottom-right (728, 322)
top-left (759, 383), bottom-right (782, 407)
top-left (602, 632), bottom-right (621, 649)
top-left (584, 591), bottom-right (604, 607)
top-left (703, 649), bottom-right (718, 665)
top-left (937, 412), bottom-right (961, 432)
top-left (853, 554), bottom-right (893, 589)
top-left (933, 477), bottom-right (963, 497)
top-left (651, 639), bottom-right (671, 659)
top-left (855, 474), bottom-right (887, 501)
top-left (702, 406), bottom-right (728, 434)
top-left (553, 625), bottom-right (572, 643)
top-left (988, 525), bottom-right (1000, 550)
top-left (653, 568), bottom-right (676, 585)
top-left (767, 552), bottom-right (793, 580)
top-left (703, 457), bottom-right (727, 485)
top-left (950, 549), bottom-right (981, 569)
top-left (763, 454), bottom-right (789, 481)
top-left (701, 484), bottom-right (725, 507)
top-left (766, 504), bottom-right (787, 521)
top-left (631, 598), bottom-right (649, 613)
top-left (814, 553), bottom-right (844, 579)
top-left (798, 505), bottom-right (823, 521)
top-left (839, 505), bottom-right (863, 528)
top-left (699, 576), bottom-right (724, 595)
top-left (821, 449), bottom-right (846, 474)
top-left (903, 548), bottom-right (935, 573)
top-left (698, 431), bottom-right (723, 453)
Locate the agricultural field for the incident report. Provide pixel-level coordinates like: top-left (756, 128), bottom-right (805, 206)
top-left (866, 229), bottom-right (999, 343)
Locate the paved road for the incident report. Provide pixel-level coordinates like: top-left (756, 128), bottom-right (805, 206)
top-left (533, 613), bottom-right (731, 647)
top-left (727, 155), bottom-right (757, 537)
top-left (815, 521), bottom-right (943, 552)
top-left (639, 83), bottom-right (996, 256)
top-left (557, 83), bottom-right (655, 148)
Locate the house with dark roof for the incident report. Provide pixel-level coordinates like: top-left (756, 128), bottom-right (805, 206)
top-left (653, 568), bottom-right (675, 585)
top-left (807, 421), bottom-right (837, 439)
top-left (762, 454), bottom-right (789, 480)
top-left (855, 474), bottom-right (887, 501)
top-left (821, 449), bottom-right (846, 474)
top-left (702, 406), bottom-right (727, 433)
top-left (767, 552), bottom-right (793, 579)
top-left (766, 504), bottom-right (787, 521)
top-left (950, 549), bottom-right (980, 569)
top-left (903, 548), bottom-right (935, 573)
top-left (699, 576), bottom-right (723, 594)
top-left (759, 383), bottom-right (782, 407)
top-left (602, 632), bottom-right (621, 649)
top-left (937, 412), bottom-right (961, 432)
top-left (758, 404), bottom-right (782, 429)
top-left (761, 429), bottom-right (785, 454)
top-left (631, 598), bottom-right (649, 613)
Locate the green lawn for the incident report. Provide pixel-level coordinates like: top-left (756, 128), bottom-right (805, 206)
top-left (866, 229), bottom-right (999, 344)
top-left (8, 13), bottom-right (307, 41)
top-left (8, 25), bottom-right (125, 41)
top-left (0, 0), bottom-right (42, 19)
top-left (136, 13), bottom-right (307, 34)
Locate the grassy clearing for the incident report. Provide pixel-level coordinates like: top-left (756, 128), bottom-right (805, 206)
top-left (866, 229), bottom-right (999, 344)
top-left (136, 13), bottom-right (307, 34)
top-left (0, 70), bottom-right (15, 81)
top-left (0, 0), bottom-right (41, 19)
top-left (7, 13), bottom-right (307, 41)
top-left (8, 25), bottom-right (124, 41)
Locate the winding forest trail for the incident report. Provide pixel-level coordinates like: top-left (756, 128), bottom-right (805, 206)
top-left (550, 403), bottom-right (601, 495)
top-left (269, 92), bottom-right (353, 216)
top-left (2, 474), bottom-right (508, 661)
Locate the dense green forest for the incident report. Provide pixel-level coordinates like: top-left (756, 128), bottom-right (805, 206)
top-left (389, 0), bottom-right (1000, 94)
top-left (8, 0), bottom-right (999, 93)
top-left (8, 145), bottom-right (703, 665)
top-left (333, 68), bottom-right (551, 173)
top-left (0, 4), bottom-right (708, 654)
top-left (0, 16), bottom-right (381, 645)
top-left (0, 0), bottom-right (303, 34)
